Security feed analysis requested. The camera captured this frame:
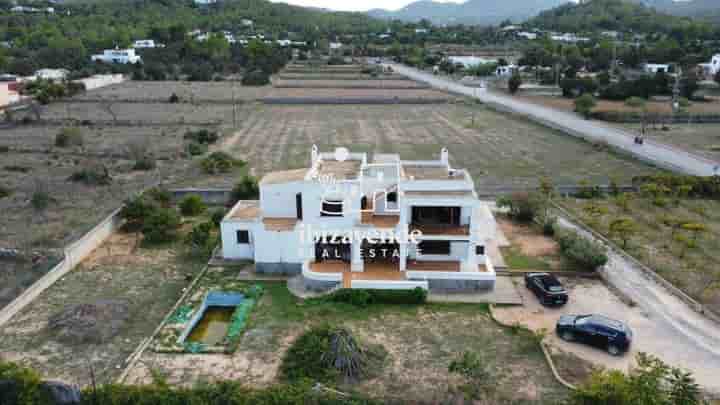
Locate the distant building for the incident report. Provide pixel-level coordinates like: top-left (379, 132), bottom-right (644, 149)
top-left (699, 54), bottom-right (720, 78)
top-left (91, 48), bottom-right (142, 64)
top-left (447, 56), bottom-right (496, 69)
top-left (601, 31), bottom-right (620, 39)
top-left (241, 19), bottom-right (254, 27)
top-left (550, 33), bottom-right (590, 43)
top-left (35, 68), bottom-right (69, 81)
top-left (643, 63), bottom-right (670, 74)
top-left (276, 39), bottom-right (292, 47)
top-left (415, 28), bottom-right (429, 34)
top-left (329, 42), bottom-right (343, 50)
top-left (495, 65), bottom-right (518, 77)
top-left (193, 0), bottom-right (217, 4)
top-left (517, 32), bottom-right (538, 40)
top-left (500, 25), bottom-right (522, 32)
top-left (0, 81), bottom-right (20, 108)
top-left (133, 39), bottom-right (163, 49)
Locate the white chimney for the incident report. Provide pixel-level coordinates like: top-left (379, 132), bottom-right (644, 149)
top-left (311, 144), bottom-right (319, 166)
top-left (440, 147), bottom-right (449, 166)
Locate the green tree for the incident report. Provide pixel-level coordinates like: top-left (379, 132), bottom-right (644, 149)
top-left (570, 353), bottom-right (703, 405)
top-left (609, 218), bottom-right (637, 248)
top-left (626, 96), bottom-right (648, 135)
top-left (574, 93), bottom-right (597, 119)
top-left (508, 73), bottom-right (523, 94)
top-left (179, 194), bottom-right (206, 217)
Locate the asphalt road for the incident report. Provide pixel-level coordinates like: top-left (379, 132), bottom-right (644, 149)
top-left (388, 63), bottom-right (720, 177)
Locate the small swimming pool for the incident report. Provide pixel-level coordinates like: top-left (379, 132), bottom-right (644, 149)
top-left (178, 292), bottom-right (244, 346)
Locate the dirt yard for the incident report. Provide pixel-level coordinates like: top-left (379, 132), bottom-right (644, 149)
top-left (126, 281), bottom-right (569, 403)
top-left (0, 230), bottom-right (206, 386)
top-left (497, 217), bottom-right (565, 271)
top-left (74, 81), bottom-right (272, 102)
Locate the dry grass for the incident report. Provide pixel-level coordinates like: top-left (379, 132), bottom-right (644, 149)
top-left (518, 94), bottom-right (720, 115)
top-left (559, 196), bottom-right (720, 313)
top-left (126, 280), bottom-right (570, 403)
top-left (0, 231), bottom-right (206, 386)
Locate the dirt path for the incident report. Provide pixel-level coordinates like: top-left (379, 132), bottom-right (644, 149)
top-left (555, 216), bottom-right (720, 394)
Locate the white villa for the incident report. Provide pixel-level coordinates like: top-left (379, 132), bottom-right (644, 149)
top-left (221, 146), bottom-right (498, 292)
top-left (699, 54), bottom-right (720, 78)
top-left (91, 48), bottom-right (142, 64)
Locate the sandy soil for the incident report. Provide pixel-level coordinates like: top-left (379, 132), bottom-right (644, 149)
top-left (499, 218), bottom-right (559, 258)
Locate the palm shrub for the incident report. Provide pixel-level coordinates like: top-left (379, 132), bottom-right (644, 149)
top-left (281, 324), bottom-right (386, 384)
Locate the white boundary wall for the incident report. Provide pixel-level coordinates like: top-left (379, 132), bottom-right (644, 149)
top-left (0, 208), bottom-right (123, 327)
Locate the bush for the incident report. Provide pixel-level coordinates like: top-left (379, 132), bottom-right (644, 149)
top-left (119, 195), bottom-right (158, 231)
top-left (201, 152), bottom-right (244, 174)
top-left (145, 187), bottom-right (172, 208)
top-left (229, 175), bottom-right (259, 204)
top-left (241, 70), bottom-right (270, 86)
top-left (325, 288), bottom-right (427, 307)
top-left (55, 127), bottom-right (84, 147)
top-left (68, 166), bottom-right (112, 186)
top-left (0, 145), bottom-right (9, 153)
top-left (133, 156), bottom-right (156, 171)
top-left (555, 229), bottom-right (608, 270)
top-left (497, 192), bottom-right (540, 223)
top-left (141, 207), bottom-right (181, 244)
top-left (184, 221), bottom-right (215, 256)
top-left (31, 190), bottom-right (51, 211)
top-left (187, 142), bottom-right (208, 156)
top-left (179, 194), bottom-right (206, 216)
top-left (508, 74), bottom-right (522, 94)
top-left (211, 208), bottom-right (226, 227)
top-left (0, 185), bottom-right (10, 199)
top-left (574, 93), bottom-right (597, 119)
top-left (168, 93), bottom-right (180, 103)
top-left (184, 129), bottom-right (219, 145)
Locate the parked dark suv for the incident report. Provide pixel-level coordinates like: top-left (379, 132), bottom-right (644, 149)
top-left (524, 273), bottom-right (568, 306)
top-left (556, 314), bottom-right (633, 356)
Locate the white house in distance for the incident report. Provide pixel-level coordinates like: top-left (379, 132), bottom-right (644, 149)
top-left (643, 63), bottom-right (670, 74)
top-left (35, 68), bottom-right (69, 81)
top-left (91, 48), bottom-right (142, 64)
top-left (447, 56), bottom-right (497, 69)
top-left (699, 54), bottom-right (720, 78)
top-left (133, 39), bottom-right (164, 49)
top-left (495, 65), bottom-right (518, 77)
top-left (221, 146), bottom-right (498, 292)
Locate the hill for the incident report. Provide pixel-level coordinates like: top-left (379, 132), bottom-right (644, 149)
top-left (367, 0), bottom-right (570, 26)
top-left (527, 0), bottom-right (712, 35)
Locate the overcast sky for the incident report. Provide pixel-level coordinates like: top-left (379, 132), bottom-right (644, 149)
top-left (269, 0), bottom-right (465, 12)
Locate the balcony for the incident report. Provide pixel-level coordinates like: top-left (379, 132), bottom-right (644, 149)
top-left (361, 212), bottom-right (400, 228)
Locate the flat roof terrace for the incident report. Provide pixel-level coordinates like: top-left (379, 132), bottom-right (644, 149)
top-left (402, 165), bottom-right (467, 181)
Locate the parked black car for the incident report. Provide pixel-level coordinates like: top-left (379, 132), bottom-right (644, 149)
top-left (524, 272), bottom-right (568, 306)
top-left (556, 314), bottom-right (633, 356)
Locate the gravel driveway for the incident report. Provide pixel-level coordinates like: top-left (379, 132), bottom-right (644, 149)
top-left (494, 277), bottom-right (720, 395)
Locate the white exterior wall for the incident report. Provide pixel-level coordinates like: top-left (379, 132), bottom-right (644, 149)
top-left (220, 221), bottom-right (256, 260)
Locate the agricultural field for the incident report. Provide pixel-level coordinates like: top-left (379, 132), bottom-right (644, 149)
top-left (38, 102), bottom-right (236, 125)
top-left (0, 83), bottom-right (257, 310)
top-left (204, 103), bottom-right (662, 190)
top-left (125, 276), bottom-right (570, 403)
top-left (517, 94), bottom-right (720, 116)
top-left (74, 81), bottom-right (272, 102)
top-left (558, 196), bottom-right (720, 313)
top-left (272, 79), bottom-right (429, 89)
